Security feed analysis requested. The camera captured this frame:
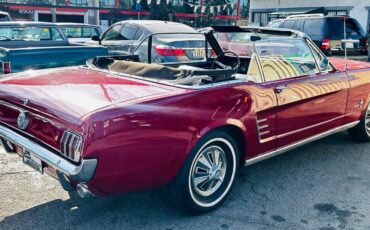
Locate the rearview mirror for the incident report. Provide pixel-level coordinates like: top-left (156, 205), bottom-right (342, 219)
top-left (320, 58), bottom-right (329, 70)
top-left (91, 35), bottom-right (100, 41)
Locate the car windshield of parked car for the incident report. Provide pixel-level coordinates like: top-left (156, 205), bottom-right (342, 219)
top-left (0, 14), bottom-right (10, 22)
top-left (62, 26), bottom-right (101, 38)
top-left (251, 38), bottom-right (319, 82)
top-left (0, 26), bottom-right (65, 41)
top-left (133, 33), bottom-right (208, 64)
top-left (268, 20), bottom-right (282, 28)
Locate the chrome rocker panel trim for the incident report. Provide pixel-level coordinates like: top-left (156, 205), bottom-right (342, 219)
top-left (0, 124), bottom-right (97, 182)
top-left (245, 121), bottom-right (360, 166)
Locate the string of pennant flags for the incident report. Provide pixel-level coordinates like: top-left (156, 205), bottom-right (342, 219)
top-left (136, 0), bottom-right (235, 14)
top-left (185, 2), bottom-right (234, 14)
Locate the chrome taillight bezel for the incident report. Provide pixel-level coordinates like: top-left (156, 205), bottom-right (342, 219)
top-left (60, 131), bottom-right (83, 162)
top-left (2, 62), bottom-right (11, 74)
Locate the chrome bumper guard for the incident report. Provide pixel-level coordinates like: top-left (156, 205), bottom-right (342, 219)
top-left (0, 124), bottom-right (97, 182)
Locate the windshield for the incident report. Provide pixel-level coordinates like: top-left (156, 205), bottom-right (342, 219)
top-left (253, 38), bottom-right (319, 81)
top-left (61, 26), bottom-right (101, 38)
top-left (0, 26), bottom-right (65, 41)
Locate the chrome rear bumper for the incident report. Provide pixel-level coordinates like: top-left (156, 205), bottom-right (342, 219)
top-left (0, 124), bottom-right (97, 182)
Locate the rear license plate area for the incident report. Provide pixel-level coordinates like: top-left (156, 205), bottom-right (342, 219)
top-left (23, 150), bottom-right (43, 173)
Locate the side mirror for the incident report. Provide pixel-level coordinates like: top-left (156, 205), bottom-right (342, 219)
top-left (91, 35), bottom-right (101, 42)
top-left (250, 35), bottom-right (261, 42)
top-left (320, 58), bottom-right (329, 71)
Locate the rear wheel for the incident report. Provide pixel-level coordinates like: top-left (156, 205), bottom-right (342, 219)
top-left (348, 101), bottom-right (370, 142)
top-left (168, 131), bottom-right (239, 214)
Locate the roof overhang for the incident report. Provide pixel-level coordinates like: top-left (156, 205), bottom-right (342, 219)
top-left (269, 7), bottom-right (324, 16)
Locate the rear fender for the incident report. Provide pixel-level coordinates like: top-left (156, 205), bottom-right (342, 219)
top-left (186, 119), bottom-right (247, 158)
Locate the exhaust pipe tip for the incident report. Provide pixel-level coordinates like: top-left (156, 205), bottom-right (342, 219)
top-left (76, 183), bottom-right (94, 198)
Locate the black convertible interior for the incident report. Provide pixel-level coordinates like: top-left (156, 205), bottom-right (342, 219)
top-left (88, 26), bottom-right (314, 86)
top-left (90, 52), bottom-right (250, 86)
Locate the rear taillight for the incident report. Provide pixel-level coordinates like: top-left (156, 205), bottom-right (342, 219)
top-left (60, 131), bottom-right (83, 162)
top-left (321, 38), bottom-right (330, 50)
top-left (210, 49), bottom-right (216, 57)
top-left (2, 62), bottom-right (11, 74)
top-left (154, 45), bottom-right (186, 56)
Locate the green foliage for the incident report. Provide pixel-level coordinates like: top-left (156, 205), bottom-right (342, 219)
top-left (150, 0), bottom-right (174, 20)
top-left (240, 0), bottom-right (249, 18)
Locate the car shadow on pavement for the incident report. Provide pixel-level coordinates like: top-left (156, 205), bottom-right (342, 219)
top-left (1, 131), bottom-right (369, 230)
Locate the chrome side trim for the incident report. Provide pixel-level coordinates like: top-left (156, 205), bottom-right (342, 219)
top-left (256, 118), bottom-right (267, 124)
top-left (0, 124), bottom-right (97, 182)
top-left (245, 121), bottom-right (360, 166)
top-left (256, 118), bottom-right (270, 142)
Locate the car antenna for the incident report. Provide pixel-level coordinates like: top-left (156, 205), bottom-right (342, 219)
top-left (344, 17), bottom-right (348, 71)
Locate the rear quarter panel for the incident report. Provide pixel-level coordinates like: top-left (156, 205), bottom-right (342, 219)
top-left (81, 84), bottom-right (254, 195)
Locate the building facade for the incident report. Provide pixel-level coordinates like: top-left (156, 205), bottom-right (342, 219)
top-left (0, 0), bottom-right (249, 29)
top-left (250, 0), bottom-right (370, 32)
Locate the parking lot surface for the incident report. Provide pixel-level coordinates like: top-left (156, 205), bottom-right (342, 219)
top-left (1, 131), bottom-right (370, 230)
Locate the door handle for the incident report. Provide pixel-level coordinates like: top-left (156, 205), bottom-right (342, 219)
top-left (274, 85), bottom-right (288, 94)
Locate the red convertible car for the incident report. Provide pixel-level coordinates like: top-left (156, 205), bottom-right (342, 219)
top-left (1, 26), bottom-right (370, 213)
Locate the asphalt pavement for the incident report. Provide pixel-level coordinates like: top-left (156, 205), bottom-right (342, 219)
top-left (1, 131), bottom-right (370, 230)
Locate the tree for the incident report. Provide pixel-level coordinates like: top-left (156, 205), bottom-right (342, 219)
top-left (150, 0), bottom-right (174, 20)
top-left (240, 0), bottom-right (249, 18)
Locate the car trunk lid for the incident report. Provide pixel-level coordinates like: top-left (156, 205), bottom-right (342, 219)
top-left (0, 67), bottom-right (176, 124)
top-left (0, 66), bottom-right (178, 150)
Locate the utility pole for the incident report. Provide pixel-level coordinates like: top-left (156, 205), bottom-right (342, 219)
top-left (88, 0), bottom-right (100, 25)
top-left (51, 0), bottom-right (56, 22)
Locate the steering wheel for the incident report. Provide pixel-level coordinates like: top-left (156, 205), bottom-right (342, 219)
top-left (211, 50), bottom-right (240, 72)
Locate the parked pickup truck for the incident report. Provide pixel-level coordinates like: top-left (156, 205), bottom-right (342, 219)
top-left (0, 21), bottom-right (108, 74)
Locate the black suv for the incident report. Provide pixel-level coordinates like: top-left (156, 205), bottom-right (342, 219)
top-left (267, 15), bottom-right (368, 56)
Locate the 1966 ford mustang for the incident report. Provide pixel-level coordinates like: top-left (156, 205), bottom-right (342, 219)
top-left (1, 26), bottom-right (370, 213)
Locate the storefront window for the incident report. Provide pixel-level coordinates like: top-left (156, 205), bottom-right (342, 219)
top-left (69, 0), bottom-right (88, 7)
top-left (326, 10), bottom-right (347, 16)
top-left (253, 12), bottom-right (269, 26)
top-left (99, 0), bottom-right (115, 8)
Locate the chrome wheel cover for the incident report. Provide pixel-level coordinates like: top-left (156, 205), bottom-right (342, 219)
top-left (366, 103), bottom-right (370, 135)
top-left (191, 145), bottom-right (227, 197)
top-left (188, 137), bottom-right (237, 208)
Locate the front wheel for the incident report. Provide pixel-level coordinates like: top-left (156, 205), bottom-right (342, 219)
top-left (348, 101), bottom-right (370, 142)
top-left (168, 131), bottom-right (239, 214)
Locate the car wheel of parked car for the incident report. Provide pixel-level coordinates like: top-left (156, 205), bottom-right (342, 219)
top-left (168, 130), bottom-right (239, 214)
top-left (348, 101), bottom-right (370, 142)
